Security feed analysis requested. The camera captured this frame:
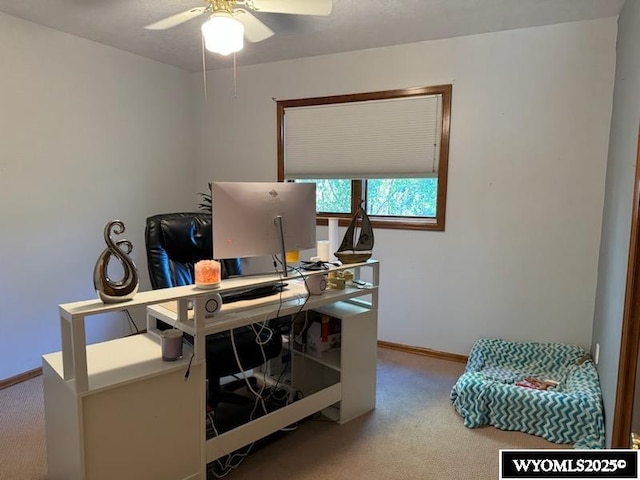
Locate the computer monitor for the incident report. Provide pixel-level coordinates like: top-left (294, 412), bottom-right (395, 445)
top-left (211, 181), bottom-right (316, 277)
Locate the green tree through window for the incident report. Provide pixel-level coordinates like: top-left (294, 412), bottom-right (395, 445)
top-left (297, 179), bottom-right (351, 214)
top-left (367, 179), bottom-right (438, 217)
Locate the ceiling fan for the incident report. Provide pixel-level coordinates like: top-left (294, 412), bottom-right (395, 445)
top-left (145, 0), bottom-right (333, 55)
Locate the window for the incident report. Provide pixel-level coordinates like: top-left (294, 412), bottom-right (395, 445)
top-left (277, 85), bottom-right (451, 231)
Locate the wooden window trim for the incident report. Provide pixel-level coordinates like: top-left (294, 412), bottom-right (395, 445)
top-left (277, 85), bottom-right (451, 231)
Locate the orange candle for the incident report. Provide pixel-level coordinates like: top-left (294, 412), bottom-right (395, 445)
top-left (195, 260), bottom-right (221, 284)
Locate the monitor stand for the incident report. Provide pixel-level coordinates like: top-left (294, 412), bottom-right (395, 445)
top-left (274, 215), bottom-right (289, 278)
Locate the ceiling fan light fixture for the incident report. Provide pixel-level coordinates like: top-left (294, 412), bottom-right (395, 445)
top-left (201, 12), bottom-right (244, 55)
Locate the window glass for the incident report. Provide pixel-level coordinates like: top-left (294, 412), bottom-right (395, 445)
top-left (366, 178), bottom-right (438, 218)
top-left (297, 179), bottom-right (352, 214)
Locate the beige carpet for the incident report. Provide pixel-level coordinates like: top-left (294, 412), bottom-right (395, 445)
top-left (0, 375), bottom-right (47, 480)
top-left (226, 348), bottom-right (565, 480)
top-left (0, 348), bottom-right (563, 480)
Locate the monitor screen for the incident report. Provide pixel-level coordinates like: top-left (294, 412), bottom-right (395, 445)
top-left (211, 181), bottom-right (316, 264)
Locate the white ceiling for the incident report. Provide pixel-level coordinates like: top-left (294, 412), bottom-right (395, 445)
top-left (0, 0), bottom-right (624, 72)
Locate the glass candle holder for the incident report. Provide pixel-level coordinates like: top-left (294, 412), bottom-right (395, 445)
top-left (285, 250), bottom-right (300, 262)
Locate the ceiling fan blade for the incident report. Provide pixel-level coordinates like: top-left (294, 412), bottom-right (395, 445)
top-left (249, 0), bottom-right (332, 16)
top-left (144, 7), bottom-right (208, 30)
top-left (234, 9), bottom-right (274, 43)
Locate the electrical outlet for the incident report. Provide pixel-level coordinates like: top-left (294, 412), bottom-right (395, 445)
top-left (594, 343), bottom-right (600, 365)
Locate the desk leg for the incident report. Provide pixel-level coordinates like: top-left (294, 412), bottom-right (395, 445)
top-left (71, 318), bottom-right (89, 393)
top-left (339, 309), bottom-right (377, 423)
top-left (61, 316), bottom-right (74, 381)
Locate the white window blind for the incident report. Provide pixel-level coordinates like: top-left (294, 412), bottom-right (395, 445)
top-left (284, 94), bottom-right (442, 179)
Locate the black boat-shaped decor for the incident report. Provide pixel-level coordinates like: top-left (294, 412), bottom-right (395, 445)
top-left (334, 205), bottom-right (374, 264)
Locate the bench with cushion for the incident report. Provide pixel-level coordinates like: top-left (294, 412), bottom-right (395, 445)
top-left (450, 337), bottom-right (605, 449)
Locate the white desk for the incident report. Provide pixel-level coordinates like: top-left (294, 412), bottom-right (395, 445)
top-left (43, 260), bottom-right (379, 480)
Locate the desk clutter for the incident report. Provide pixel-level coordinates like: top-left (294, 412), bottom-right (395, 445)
top-left (327, 269), bottom-right (354, 289)
top-left (293, 310), bottom-right (342, 358)
top-left (299, 263), bottom-right (359, 291)
top-left (203, 307), bottom-right (346, 477)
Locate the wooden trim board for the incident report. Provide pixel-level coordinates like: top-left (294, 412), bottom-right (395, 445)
top-left (612, 124), bottom-right (640, 448)
top-left (0, 367), bottom-right (43, 390)
top-left (378, 340), bottom-right (468, 363)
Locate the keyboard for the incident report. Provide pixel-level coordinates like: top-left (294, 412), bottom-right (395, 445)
top-left (220, 283), bottom-right (288, 304)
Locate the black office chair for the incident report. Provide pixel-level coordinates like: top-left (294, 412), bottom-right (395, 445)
top-left (145, 212), bottom-right (283, 413)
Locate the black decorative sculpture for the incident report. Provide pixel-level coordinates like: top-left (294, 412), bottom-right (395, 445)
top-left (93, 220), bottom-right (139, 303)
top-left (334, 204), bottom-right (374, 264)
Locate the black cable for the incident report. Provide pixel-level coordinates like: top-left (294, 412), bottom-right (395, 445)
top-left (184, 352), bottom-right (194, 380)
top-left (124, 309), bottom-right (140, 335)
top-left (265, 258), bottom-right (311, 416)
top-left (272, 255), bottom-right (312, 325)
top-left (269, 360), bottom-right (292, 402)
top-left (270, 256), bottom-right (315, 363)
top-left (271, 255), bottom-right (289, 320)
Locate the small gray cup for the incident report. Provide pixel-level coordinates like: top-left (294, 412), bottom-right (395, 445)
top-left (161, 328), bottom-right (183, 361)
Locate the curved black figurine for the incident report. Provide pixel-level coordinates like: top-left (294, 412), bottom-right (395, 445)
top-left (93, 220), bottom-right (139, 303)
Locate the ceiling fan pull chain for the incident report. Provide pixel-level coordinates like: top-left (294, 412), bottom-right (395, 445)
top-left (233, 52), bottom-right (238, 99)
top-left (202, 35), bottom-right (208, 103)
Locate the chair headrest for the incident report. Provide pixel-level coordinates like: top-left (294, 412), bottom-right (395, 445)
top-left (146, 212), bottom-right (212, 264)
top-left (145, 212), bottom-right (241, 289)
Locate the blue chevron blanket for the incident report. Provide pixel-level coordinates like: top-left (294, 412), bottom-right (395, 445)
top-left (450, 338), bottom-right (605, 449)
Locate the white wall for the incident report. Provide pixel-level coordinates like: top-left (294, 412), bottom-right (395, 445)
top-left (592, 0), bottom-right (640, 446)
top-left (193, 18), bottom-right (617, 356)
top-left (0, 13), bottom-right (196, 379)
top-left (0, 12), bottom-right (620, 385)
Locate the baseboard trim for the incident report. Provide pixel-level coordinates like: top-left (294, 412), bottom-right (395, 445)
top-left (0, 367), bottom-right (43, 390)
top-left (378, 340), bottom-right (468, 364)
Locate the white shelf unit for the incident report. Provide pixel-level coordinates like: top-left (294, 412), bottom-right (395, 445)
top-left (43, 260), bottom-right (379, 480)
top-left (43, 335), bottom-right (205, 480)
top-left (290, 301), bottom-right (377, 424)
